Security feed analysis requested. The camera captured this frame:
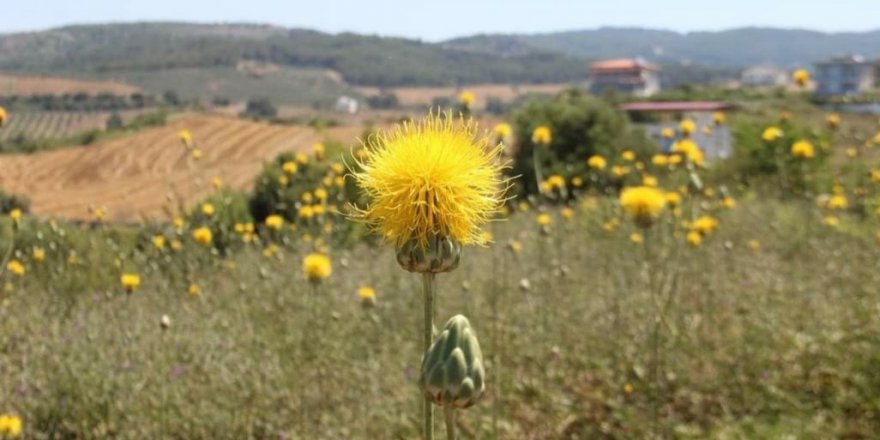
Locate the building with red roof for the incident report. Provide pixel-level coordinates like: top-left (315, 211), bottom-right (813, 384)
top-left (589, 58), bottom-right (660, 97)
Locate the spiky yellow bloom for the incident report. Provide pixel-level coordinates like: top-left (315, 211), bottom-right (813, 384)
top-left (178, 130), bottom-right (193, 148)
top-left (679, 119), bottom-right (696, 137)
top-left (201, 203), bottom-right (215, 217)
top-left (459, 90), bottom-right (475, 107)
top-left (762, 126), bottom-right (783, 142)
top-left (722, 197), bottom-right (736, 209)
top-left (120, 273), bottom-right (141, 293)
top-left (193, 227), bottom-right (213, 246)
top-left (351, 113), bottom-right (506, 248)
top-left (313, 142), bottom-right (326, 161)
top-left (587, 155), bottom-right (607, 170)
top-left (188, 283), bottom-right (200, 296)
top-left (303, 253), bottom-right (332, 282)
top-left (532, 125), bottom-right (552, 145)
top-left (282, 161), bottom-right (298, 174)
top-left (793, 69), bottom-right (810, 87)
top-left (493, 122), bottom-right (511, 139)
top-left (826, 114), bottom-right (840, 130)
top-left (826, 195), bottom-right (848, 210)
top-left (152, 235), bottom-right (166, 250)
top-left (6, 260), bottom-right (25, 277)
top-left (536, 213), bottom-right (552, 227)
top-left (686, 231), bottom-right (702, 247)
top-left (690, 215), bottom-right (719, 236)
top-left (791, 140), bottom-right (815, 159)
top-left (672, 139), bottom-right (704, 166)
top-left (661, 127), bottom-right (674, 139)
top-left (0, 414), bottom-right (22, 437)
top-left (713, 112), bottom-right (726, 125)
top-left (265, 214), bottom-right (284, 230)
top-left (32, 247), bottom-right (45, 262)
top-left (620, 186), bottom-right (666, 228)
top-left (651, 154), bottom-right (668, 167)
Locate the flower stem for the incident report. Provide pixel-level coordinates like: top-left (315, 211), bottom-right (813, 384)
top-left (422, 272), bottom-right (436, 440)
top-left (444, 407), bottom-right (456, 440)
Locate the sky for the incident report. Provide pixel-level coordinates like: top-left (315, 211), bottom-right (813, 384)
top-left (1, 0), bottom-right (878, 40)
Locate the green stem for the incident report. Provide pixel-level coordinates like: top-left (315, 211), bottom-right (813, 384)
top-left (533, 147), bottom-right (544, 198)
top-left (422, 273), bottom-right (436, 440)
top-left (444, 407), bottom-right (456, 440)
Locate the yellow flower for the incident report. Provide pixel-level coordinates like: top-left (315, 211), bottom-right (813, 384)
top-left (793, 69), bottom-right (810, 87)
top-left (296, 152), bottom-right (309, 165)
top-left (332, 162), bottom-right (345, 174)
top-left (351, 113), bottom-right (506, 248)
top-left (494, 122), bottom-right (511, 139)
top-left (201, 203), bottom-right (215, 217)
top-left (278, 175), bottom-right (289, 186)
top-left (779, 112), bottom-right (791, 123)
top-left (686, 231), bottom-right (702, 247)
top-left (192, 148), bottom-right (203, 159)
top-left (620, 186), bottom-right (666, 228)
top-left (587, 155), bottom-right (607, 170)
top-left (661, 127), bottom-right (674, 139)
top-left (690, 215), bottom-right (719, 236)
top-left (571, 176), bottom-right (584, 188)
top-left (173, 217), bottom-right (185, 231)
top-left (265, 214), bottom-right (284, 230)
top-left (791, 140), bottom-right (815, 159)
top-left (672, 139), bottom-right (704, 166)
top-left (651, 154), bottom-right (668, 167)
top-left (192, 227), bottom-right (213, 246)
top-left (9, 209), bottom-right (21, 221)
top-left (459, 90), bottom-right (475, 107)
top-left (846, 147), bottom-right (858, 158)
top-left (188, 283), bottom-right (200, 296)
top-left (703, 125), bottom-right (713, 136)
top-left (545, 174), bottom-right (566, 192)
top-left (508, 240), bottom-right (523, 253)
top-left (301, 192), bottom-right (313, 203)
top-left (630, 233), bottom-right (643, 244)
top-left (282, 161), bottom-right (298, 174)
top-left (299, 205), bottom-right (315, 219)
top-left (668, 154), bottom-right (682, 165)
top-left (6, 260), bottom-right (25, 277)
top-left (334, 176), bottom-right (345, 187)
top-left (762, 126), bottom-right (783, 142)
top-left (748, 240), bottom-right (761, 251)
top-left (93, 206), bottom-right (107, 222)
top-left (178, 130), bottom-right (193, 147)
top-left (642, 175), bottom-right (658, 187)
top-left (665, 192), bottom-right (682, 207)
top-left (722, 197), bottom-right (736, 209)
top-left (712, 112), bottom-right (726, 125)
top-left (212, 176), bottom-right (223, 189)
top-left (313, 204), bottom-right (326, 216)
top-left (826, 113), bottom-right (840, 130)
top-left (32, 247), bottom-right (45, 262)
top-left (826, 195), bottom-right (848, 210)
top-left (152, 235), bottom-right (166, 250)
top-left (0, 414), bottom-right (22, 437)
top-left (870, 169), bottom-right (880, 183)
top-left (303, 253), bottom-right (332, 282)
top-left (315, 188), bottom-right (328, 201)
top-left (621, 150), bottom-right (635, 162)
top-left (120, 273), bottom-right (141, 293)
top-left (313, 142), bottom-right (326, 161)
top-left (679, 119), bottom-right (696, 137)
top-left (561, 207), bottom-right (575, 220)
top-left (532, 125), bottom-right (552, 145)
top-left (358, 286), bottom-right (376, 300)
top-left (611, 165), bottom-right (630, 178)
top-left (536, 213), bottom-right (552, 226)
top-left (823, 215), bottom-right (839, 227)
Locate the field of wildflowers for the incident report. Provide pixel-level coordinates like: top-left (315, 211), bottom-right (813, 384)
top-left (3, 75), bottom-right (880, 439)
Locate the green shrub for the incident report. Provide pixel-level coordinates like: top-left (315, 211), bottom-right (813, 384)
top-left (191, 189), bottom-right (253, 254)
top-left (0, 188), bottom-right (29, 214)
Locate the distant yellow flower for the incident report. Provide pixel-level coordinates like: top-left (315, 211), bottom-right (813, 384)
top-left (532, 125), bottom-right (552, 145)
top-left (201, 203), bottom-right (215, 217)
top-left (823, 215), bottom-right (839, 227)
top-left (358, 286), bottom-right (376, 300)
top-left (178, 130), bottom-right (193, 147)
top-left (494, 122), bottom-right (511, 139)
top-left (690, 215), bottom-right (719, 236)
top-left (459, 90), bottom-right (475, 107)
top-left (630, 233), bottom-right (643, 244)
top-left (779, 112), bottom-right (791, 123)
top-left (152, 235), bottom-right (166, 250)
top-left (334, 176), bottom-right (345, 187)
top-left (6, 260), bottom-right (25, 277)
top-left (642, 175), bottom-right (658, 187)
top-left (93, 206), bottom-right (107, 222)
top-left (212, 176), bottom-right (223, 189)
top-left (748, 240), bottom-right (761, 251)
top-left (668, 154), bottom-right (682, 165)
top-left (620, 186), bottom-right (666, 228)
top-left (846, 147), bottom-right (858, 158)
top-left (621, 150), bottom-right (635, 162)
top-left (8, 208), bottom-right (22, 222)
top-left (791, 140), bottom-right (815, 159)
top-left (571, 176), bottom-right (584, 188)
top-left (762, 126), bottom-right (783, 142)
top-left (545, 174), bottom-right (566, 192)
top-left (313, 204), bottom-right (326, 216)
top-left (303, 253), bottom-right (332, 282)
top-left (536, 213), bottom-right (552, 227)
top-left (282, 161), bottom-right (298, 174)
top-left (121, 273), bottom-right (141, 293)
top-left (665, 192), bottom-right (682, 207)
top-left (686, 231), bottom-right (702, 247)
top-left (278, 175), bottom-right (289, 186)
top-left (313, 143), bottom-right (326, 161)
top-left (712, 112), bottom-right (726, 125)
top-left (672, 139), bottom-right (704, 166)
top-left (0, 414), bottom-right (22, 437)
top-left (191, 148), bottom-right (203, 159)
top-left (651, 154), bottom-right (668, 167)
top-left (826, 195), bottom-right (848, 210)
top-left (611, 165), bottom-right (630, 178)
top-left (661, 127), bottom-right (674, 139)
top-left (351, 113), bottom-right (507, 248)
top-left (193, 227), bottom-right (213, 246)
top-left (508, 240), bottom-right (523, 253)
top-left (315, 188), bottom-right (329, 201)
top-left (173, 217), bottom-right (184, 231)
top-left (587, 155), bottom-right (607, 170)
top-left (870, 169), bottom-right (880, 183)
top-left (793, 69), bottom-right (810, 87)
top-left (679, 119), bottom-right (696, 137)
top-left (331, 162), bottom-right (345, 174)
top-left (298, 205), bottom-right (315, 219)
top-left (265, 214), bottom-right (284, 230)
top-left (301, 192), bottom-right (313, 203)
top-left (826, 113), bottom-right (840, 130)
top-left (188, 283), bottom-right (200, 296)
top-left (722, 197), bottom-right (736, 209)
top-left (703, 125), bottom-right (713, 136)
top-left (561, 207), bottom-right (575, 220)
top-left (171, 239), bottom-right (183, 250)
top-left (296, 152), bottom-right (309, 165)
top-left (32, 247), bottom-right (45, 262)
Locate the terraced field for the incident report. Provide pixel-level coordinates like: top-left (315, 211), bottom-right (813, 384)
top-left (0, 113), bottom-right (364, 222)
top-left (0, 111), bottom-right (112, 141)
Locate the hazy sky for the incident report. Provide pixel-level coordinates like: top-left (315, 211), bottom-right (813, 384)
top-left (2, 0), bottom-right (878, 40)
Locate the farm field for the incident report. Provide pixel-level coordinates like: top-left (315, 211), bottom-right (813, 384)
top-left (356, 83), bottom-right (574, 107)
top-left (0, 113), bottom-right (366, 221)
top-left (0, 110), bottom-right (152, 142)
top-left (0, 73), bottom-right (140, 96)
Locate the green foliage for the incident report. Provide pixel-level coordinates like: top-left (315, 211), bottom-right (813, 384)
top-left (0, 188), bottom-right (29, 214)
top-left (190, 189), bottom-right (253, 255)
top-left (509, 88), bottom-right (649, 196)
top-left (240, 98), bottom-right (277, 119)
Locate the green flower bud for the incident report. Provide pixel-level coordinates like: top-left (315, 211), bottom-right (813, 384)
top-left (420, 314), bottom-right (485, 409)
top-left (396, 234), bottom-right (461, 274)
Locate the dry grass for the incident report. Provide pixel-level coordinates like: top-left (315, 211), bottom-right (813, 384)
top-left (0, 73), bottom-right (140, 96)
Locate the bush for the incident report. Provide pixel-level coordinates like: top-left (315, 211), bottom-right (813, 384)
top-left (0, 188), bottom-right (29, 214)
top-left (191, 189), bottom-right (253, 255)
top-left (241, 98), bottom-right (278, 119)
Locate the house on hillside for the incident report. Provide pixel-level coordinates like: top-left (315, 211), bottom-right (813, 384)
top-left (741, 65), bottom-right (789, 87)
top-left (814, 55), bottom-right (876, 97)
top-left (589, 58), bottom-right (660, 97)
top-left (618, 101), bottom-right (735, 162)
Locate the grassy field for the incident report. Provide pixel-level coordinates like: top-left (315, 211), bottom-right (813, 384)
top-left (0, 73), bottom-right (139, 96)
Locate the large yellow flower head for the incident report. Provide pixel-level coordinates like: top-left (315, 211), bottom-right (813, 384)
top-left (679, 119), bottom-right (696, 137)
top-left (532, 125), bottom-right (552, 145)
top-left (791, 140), bottom-right (815, 159)
top-left (620, 186), bottom-right (666, 228)
top-left (303, 253), bottom-right (332, 282)
top-left (265, 214), bottom-right (284, 230)
top-left (120, 273), bottom-right (141, 293)
top-left (0, 414), bottom-right (22, 437)
top-left (6, 260), bottom-right (25, 277)
top-left (351, 112), bottom-right (507, 248)
top-left (0, 107), bottom-right (7, 126)
top-left (192, 227), bottom-right (213, 246)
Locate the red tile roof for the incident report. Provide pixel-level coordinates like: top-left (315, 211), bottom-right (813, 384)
top-left (591, 58), bottom-right (657, 72)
